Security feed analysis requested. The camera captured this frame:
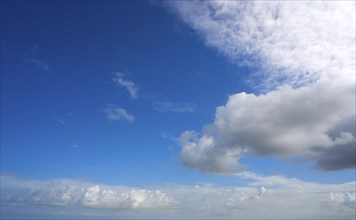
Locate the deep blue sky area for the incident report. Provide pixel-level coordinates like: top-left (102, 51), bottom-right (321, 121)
top-left (1, 0), bottom-right (354, 188)
top-left (1, 1), bottom-right (248, 186)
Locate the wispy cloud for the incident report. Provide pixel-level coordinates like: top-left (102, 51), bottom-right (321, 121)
top-left (54, 117), bottom-right (66, 125)
top-left (171, 1), bottom-right (356, 173)
top-left (26, 58), bottom-right (50, 71)
top-left (1, 173), bottom-right (355, 219)
top-left (25, 45), bottom-right (49, 71)
top-left (104, 106), bottom-right (135, 122)
top-left (71, 143), bottom-right (80, 148)
top-left (170, 1), bottom-right (354, 88)
top-left (113, 73), bottom-right (139, 100)
top-left (153, 101), bottom-right (196, 113)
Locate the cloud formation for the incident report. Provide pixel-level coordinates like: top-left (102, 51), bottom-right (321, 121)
top-left (171, 1), bottom-right (355, 173)
top-left (153, 101), bottom-right (196, 113)
top-left (104, 106), bottom-right (135, 122)
top-left (170, 1), bottom-right (354, 88)
top-left (1, 173), bottom-right (355, 219)
top-left (26, 58), bottom-right (50, 71)
top-left (25, 45), bottom-right (50, 71)
top-left (113, 73), bottom-right (139, 100)
top-left (322, 192), bottom-right (356, 211)
top-left (54, 117), bottom-right (67, 125)
top-left (1, 176), bottom-right (173, 212)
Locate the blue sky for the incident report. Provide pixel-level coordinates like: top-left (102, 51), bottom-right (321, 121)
top-left (1, 1), bottom-right (250, 186)
top-left (1, 1), bottom-right (355, 219)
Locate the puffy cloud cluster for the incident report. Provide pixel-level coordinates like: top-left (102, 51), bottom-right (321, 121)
top-left (171, 1), bottom-right (355, 173)
top-left (81, 185), bottom-right (171, 209)
top-left (4, 178), bottom-right (173, 210)
top-left (2, 174), bottom-right (355, 219)
top-left (180, 131), bottom-right (246, 173)
top-left (322, 192), bottom-right (356, 211)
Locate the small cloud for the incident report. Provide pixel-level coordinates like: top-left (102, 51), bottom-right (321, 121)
top-left (160, 132), bottom-right (178, 141)
top-left (104, 106), bottom-right (135, 123)
top-left (71, 143), bottom-right (80, 148)
top-left (113, 73), bottom-right (139, 100)
top-left (54, 117), bottom-right (67, 125)
top-left (26, 58), bottom-right (49, 71)
top-left (153, 101), bottom-right (196, 113)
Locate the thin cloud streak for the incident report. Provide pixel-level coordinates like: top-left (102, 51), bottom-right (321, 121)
top-left (26, 58), bottom-right (49, 71)
top-left (54, 117), bottom-right (67, 125)
top-left (153, 101), bottom-right (197, 113)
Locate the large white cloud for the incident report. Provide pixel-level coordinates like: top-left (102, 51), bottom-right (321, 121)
top-left (1, 174), bottom-right (355, 219)
top-left (170, 1), bottom-right (355, 173)
top-left (170, 1), bottom-right (354, 87)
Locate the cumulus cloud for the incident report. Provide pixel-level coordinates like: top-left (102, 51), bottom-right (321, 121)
top-left (1, 176), bottom-right (173, 210)
top-left (81, 185), bottom-right (172, 209)
top-left (171, 1), bottom-right (355, 173)
top-left (180, 130), bottom-right (246, 174)
top-left (104, 106), bottom-right (135, 122)
top-left (322, 192), bottom-right (356, 211)
top-left (153, 101), bottom-right (197, 113)
top-left (113, 73), bottom-right (139, 100)
top-left (1, 174), bottom-right (355, 219)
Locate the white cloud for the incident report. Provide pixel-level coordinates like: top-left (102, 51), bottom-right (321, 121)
top-left (1, 173), bottom-right (355, 219)
top-left (104, 106), bottom-right (135, 122)
top-left (322, 192), bottom-right (356, 211)
top-left (2, 177), bottom-right (173, 210)
top-left (170, 1), bottom-right (354, 88)
top-left (180, 130), bottom-right (245, 174)
top-left (113, 73), bottom-right (139, 100)
top-left (153, 101), bottom-right (196, 113)
top-left (81, 185), bottom-right (172, 209)
top-left (235, 171), bottom-right (304, 188)
top-left (170, 1), bottom-right (355, 173)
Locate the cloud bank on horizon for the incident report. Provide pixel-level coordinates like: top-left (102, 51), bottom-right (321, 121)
top-left (170, 1), bottom-right (356, 174)
top-left (1, 174), bottom-right (355, 219)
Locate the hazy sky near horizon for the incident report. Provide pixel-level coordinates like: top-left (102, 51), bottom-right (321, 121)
top-left (1, 1), bottom-right (355, 219)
